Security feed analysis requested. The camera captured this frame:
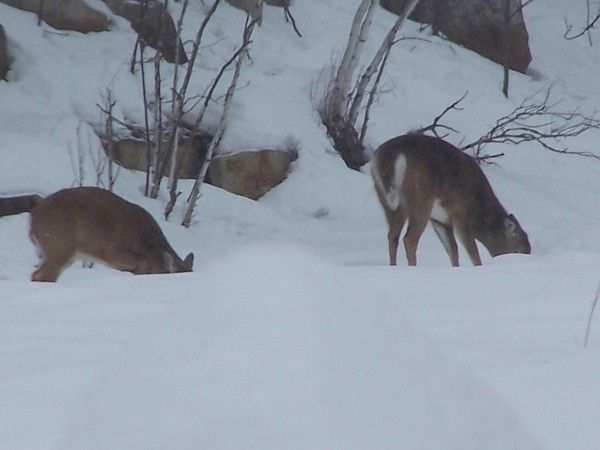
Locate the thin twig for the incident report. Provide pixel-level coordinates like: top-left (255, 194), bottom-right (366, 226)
top-left (584, 280), bottom-right (600, 348)
top-left (283, 4), bottom-right (302, 37)
top-left (565, 9), bottom-right (600, 40)
top-left (359, 44), bottom-right (391, 143)
top-left (139, 43), bottom-right (153, 196)
top-left (194, 40), bottom-right (251, 129)
top-left (461, 87), bottom-right (600, 161)
top-left (151, 0), bottom-right (222, 199)
top-left (182, 17), bottom-right (257, 227)
top-left (416, 91), bottom-right (466, 138)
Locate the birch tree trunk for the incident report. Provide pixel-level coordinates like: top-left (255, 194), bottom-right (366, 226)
top-left (181, 19), bottom-right (257, 227)
top-left (327, 0), bottom-right (376, 119)
top-left (150, 0), bottom-right (221, 199)
top-left (347, 0), bottom-right (421, 125)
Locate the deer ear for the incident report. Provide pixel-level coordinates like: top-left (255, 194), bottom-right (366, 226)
top-left (183, 252), bottom-right (194, 271)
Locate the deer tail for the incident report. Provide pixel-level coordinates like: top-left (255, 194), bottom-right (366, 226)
top-left (0, 194), bottom-right (43, 218)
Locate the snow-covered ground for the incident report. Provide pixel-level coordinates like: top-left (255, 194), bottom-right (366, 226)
top-left (1, 0), bottom-right (599, 448)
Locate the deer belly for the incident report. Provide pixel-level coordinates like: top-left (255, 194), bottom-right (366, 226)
top-left (430, 199), bottom-right (450, 224)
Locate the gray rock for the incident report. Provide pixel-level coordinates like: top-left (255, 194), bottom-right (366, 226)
top-left (381, 0), bottom-right (532, 73)
top-left (103, 133), bottom-right (297, 201)
top-left (0, 0), bottom-right (109, 33)
top-left (103, 134), bottom-right (206, 180)
top-left (225, 0), bottom-right (262, 25)
top-left (264, 0), bottom-right (290, 7)
top-left (207, 149), bottom-right (297, 200)
top-left (103, 0), bottom-right (187, 64)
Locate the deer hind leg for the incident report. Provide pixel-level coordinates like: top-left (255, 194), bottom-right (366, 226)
top-left (386, 211), bottom-right (406, 266)
top-left (403, 199), bottom-right (434, 266)
top-left (430, 219), bottom-right (459, 267)
top-left (31, 248), bottom-right (75, 282)
top-left (454, 224), bottom-right (482, 266)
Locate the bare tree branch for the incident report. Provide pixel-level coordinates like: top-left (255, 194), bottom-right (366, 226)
top-left (180, 17), bottom-right (258, 227)
top-left (417, 87), bottom-right (600, 163)
top-left (166, 0), bottom-right (190, 199)
top-left (564, 8), bottom-right (600, 40)
top-left (462, 87), bottom-right (600, 160)
top-left (102, 90), bottom-right (119, 191)
top-left (284, 3), bottom-right (302, 37)
top-left (508, 0), bottom-right (536, 20)
top-left (326, 0), bottom-right (377, 120)
top-left (347, 0), bottom-right (421, 125)
top-left (150, 0), bottom-right (222, 199)
top-left (194, 40), bottom-right (251, 129)
top-left (584, 279), bottom-right (600, 348)
top-left (359, 44), bottom-right (391, 144)
top-left (415, 92), bottom-right (466, 138)
top-left (139, 42), bottom-right (153, 196)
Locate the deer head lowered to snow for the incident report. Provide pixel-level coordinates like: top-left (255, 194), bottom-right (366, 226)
top-left (0, 186), bottom-right (193, 281)
top-left (370, 133), bottom-right (530, 266)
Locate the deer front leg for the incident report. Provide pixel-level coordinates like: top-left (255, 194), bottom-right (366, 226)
top-left (431, 219), bottom-right (459, 267)
top-left (455, 224), bottom-right (482, 266)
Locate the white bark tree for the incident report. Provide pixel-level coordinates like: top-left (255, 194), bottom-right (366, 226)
top-left (319, 0), bottom-right (421, 170)
top-left (325, 0), bottom-right (377, 120)
top-left (181, 17), bottom-right (257, 227)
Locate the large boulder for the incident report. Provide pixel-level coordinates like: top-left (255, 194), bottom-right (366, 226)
top-left (207, 149), bottom-right (297, 200)
top-left (0, 24), bottom-right (7, 80)
top-left (103, 0), bottom-right (187, 64)
top-left (225, 0), bottom-right (263, 25)
top-left (264, 0), bottom-right (291, 6)
top-left (103, 133), bottom-right (297, 200)
top-left (381, 0), bottom-right (532, 73)
top-left (0, 0), bottom-right (109, 33)
top-left (103, 134), bottom-right (205, 180)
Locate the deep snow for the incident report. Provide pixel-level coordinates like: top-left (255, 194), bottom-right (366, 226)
top-left (0, 0), bottom-right (599, 449)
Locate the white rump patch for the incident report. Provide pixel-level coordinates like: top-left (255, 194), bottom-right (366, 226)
top-left (371, 153), bottom-right (406, 211)
top-left (430, 199), bottom-right (449, 223)
top-left (386, 155), bottom-right (407, 210)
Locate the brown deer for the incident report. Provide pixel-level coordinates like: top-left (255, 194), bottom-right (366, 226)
top-left (0, 187), bottom-right (193, 281)
top-left (371, 133), bottom-right (530, 267)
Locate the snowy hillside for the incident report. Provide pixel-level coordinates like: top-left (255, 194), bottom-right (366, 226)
top-left (1, 0), bottom-right (599, 449)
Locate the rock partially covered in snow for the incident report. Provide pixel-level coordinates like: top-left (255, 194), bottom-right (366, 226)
top-left (225, 0), bottom-right (263, 25)
top-left (103, 0), bottom-right (188, 64)
top-left (208, 149), bottom-right (297, 200)
top-left (381, 0), bottom-right (532, 73)
top-left (0, 0), bottom-right (109, 33)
